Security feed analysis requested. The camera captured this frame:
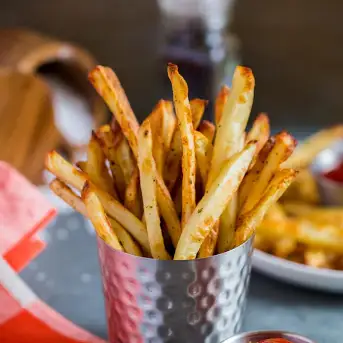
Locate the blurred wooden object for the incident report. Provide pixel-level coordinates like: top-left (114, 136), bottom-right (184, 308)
top-left (0, 29), bottom-right (107, 184)
top-left (0, 70), bottom-right (59, 184)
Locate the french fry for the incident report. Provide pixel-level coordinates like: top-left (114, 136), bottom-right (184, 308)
top-left (194, 131), bottom-right (213, 190)
top-left (203, 67), bottom-right (255, 254)
top-left (114, 131), bottom-right (135, 186)
top-left (198, 120), bottom-right (215, 143)
top-left (239, 138), bottom-right (275, 208)
top-left (148, 100), bottom-right (175, 175)
top-left (88, 66), bottom-right (140, 157)
top-left (174, 142), bottom-right (256, 260)
top-left (246, 113), bottom-right (270, 155)
top-left (234, 169), bottom-right (297, 247)
top-left (282, 169), bottom-right (320, 204)
top-left (96, 124), bottom-right (126, 199)
top-left (124, 168), bottom-right (143, 218)
top-left (50, 179), bottom-right (142, 256)
top-left (282, 125), bottom-right (343, 169)
top-left (86, 132), bottom-right (118, 198)
top-left (173, 181), bottom-right (182, 217)
top-left (273, 237), bottom-right (297, 258)
top-left (82, 182), bottom-right (124, 251)
top-left (304, 248), bottom-right (334, 269)
top-left (214, 85), bottom-right (230, 125)
top-left (168, 63), bottom-right (196, 227)
top-left (45, 151), bottom-right (151, 253)
top-left (138, 120), bottom-right (171, 259)
top-left (239, 131), bottom-right (297, 216)
top-left (164, 129), bottom-right (182, 192)
top-left (190, 98), bottom-right (208, 129)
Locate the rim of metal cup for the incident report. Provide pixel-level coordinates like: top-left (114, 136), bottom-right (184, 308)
top-left (98, 233), bottom-right (254, 262)
top-left (221, 330), bottom-right (316, 343)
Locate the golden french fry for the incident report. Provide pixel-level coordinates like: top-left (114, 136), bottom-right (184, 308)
top-left (190, 98), bottom-right (208, 129)
top-left (282, 125), bottom-right (343, 169)
top-left (203, 67), bottom-right (254, 254)
top-left (198, 120), bottom-right (215, 143)
top-left (45, 151), bottom-right (150, 253)
top-left (50, 179), bottom-right (142, 256)
top-left (239, 131), bottom-right (297, 216)
top-left (164, 129), bottom-right (182, 192)
top-left (124, 167), bottom-right (143, 219)
top-left (304, 248), bottom-right (334, 269)
top-left (138, 120), bottom-right (171, 260)
top-left (264, 202), bottom-right (287, 222)
top-left (82, 182), bottom-right (124, 251)
top-left (215, 85), bottom-right (230, 125)
top-left (282, 169), bottom-right (320, 205)
top-left (194, 131), bottom-right (213, 190)
top-left (87, 132), bottom-right (118, 198)
top-left (234, 169), bottom-right (297, 247)
top-left (96, 124), bottom-right (126, 199)
top-left (168, 63), bottom-right (196, 227)
top-left (89, 66), bottom-right (140, 158)
top-left (174, 142), bottom-right (256, 260)
top-left (239, 138), bottom-right (275, 208)
top-left (246, 113), bottom-right (270, 155)
top-left (273, 237), bottom-right (297, 258)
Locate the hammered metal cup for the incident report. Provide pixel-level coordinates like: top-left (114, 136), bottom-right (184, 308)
top-left (97, 236), bottom-right (253, 343)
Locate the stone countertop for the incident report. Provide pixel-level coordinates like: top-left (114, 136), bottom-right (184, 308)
top-left (21, 212), bottom-right (343, 343)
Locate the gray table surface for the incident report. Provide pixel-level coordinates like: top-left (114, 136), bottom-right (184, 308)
top-left (21, 212), bottom-right (343, 343)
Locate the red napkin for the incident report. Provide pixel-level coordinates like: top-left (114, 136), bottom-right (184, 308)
top-left (0, 162), bottom-right (106, 343)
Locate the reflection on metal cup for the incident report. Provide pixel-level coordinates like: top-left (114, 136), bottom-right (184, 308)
top-left (97, 236), bottom-right (253, 343)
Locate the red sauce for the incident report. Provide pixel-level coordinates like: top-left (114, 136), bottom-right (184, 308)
top-left (322, 161), bottom-right (343, 183)
top-left (258, 339), bottom-right (293, 343)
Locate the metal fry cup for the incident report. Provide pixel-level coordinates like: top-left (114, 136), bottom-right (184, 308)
top-left (97, 236), bottom-right (253, 343)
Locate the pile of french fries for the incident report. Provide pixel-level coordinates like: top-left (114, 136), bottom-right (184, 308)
top-left (256, 126), bottom-right (343, 270)
top-left (46, 63), bottom-right (298, 260)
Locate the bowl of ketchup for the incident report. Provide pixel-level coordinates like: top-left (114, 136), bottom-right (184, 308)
top-left (311, 139), bottom-right (343, 206)
top-left (222, 330), bottom-right (316, 343)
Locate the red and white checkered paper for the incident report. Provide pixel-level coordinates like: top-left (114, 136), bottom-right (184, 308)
top-left (0, 161), bottom-right (105, 343)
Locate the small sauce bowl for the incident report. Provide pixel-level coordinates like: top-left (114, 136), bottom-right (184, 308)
top-left (311, 139), bottom-right (343, 206)
top-left (222, 330), bottom-right (316, 343)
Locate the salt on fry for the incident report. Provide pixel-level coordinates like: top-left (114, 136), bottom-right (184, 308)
top-left (138, 119), bottom-right (171, 259)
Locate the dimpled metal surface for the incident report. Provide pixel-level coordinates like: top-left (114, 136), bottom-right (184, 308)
top-left (97, 237), bottom-right (253, 343)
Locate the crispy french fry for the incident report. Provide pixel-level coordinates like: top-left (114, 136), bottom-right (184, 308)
top-left (168, 63), bottom-right (196, 227)
top-left (215, 85), bottom-right (230, 125)
top-left (138, 120), bottom-right (171, 259)
top-left (203, 67), bottom-right (254, 254)
top-left (124, 167), bottom-right (143, 218)
top-left (194, 131), bottom-right (213, 191)
top-left (190, 98), bottom-right (208, 129)
top-left (239, 131), bottom-right (297, 216)
top-left (96, 124), bottom-right (126, 199)
top-left (234, 169), bottom-right (297, 247)
top-left (198, 120), bottom-right (215, 143)
top-left (45, 151), bottom-right (150, 253)
top-left (50, 179), bottom-right (142, 256)
top-left (115, 131), bottom-right (135, 186)
top-left (246, 113), bottom-right (270, 155)
top-left (86, 132), bottom-right (118, 198)
top-left (239, 138), bottom-right (275, 208)
top-left (174, 142), bottom-right (256, 260)
top-left (82, 182), bottom-right (123, 251)
top-left (164, 129), bottom-right (182, 192)
top-left (88, 66), bottom-right (140, 157)
top-left (148, 100), bottom-right (175, 175)
top-left (282, 125), bottom-right (343, 169)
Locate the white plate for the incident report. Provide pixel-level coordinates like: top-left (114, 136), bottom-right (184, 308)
top-left (253, 249), bottom-right (343, 293)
